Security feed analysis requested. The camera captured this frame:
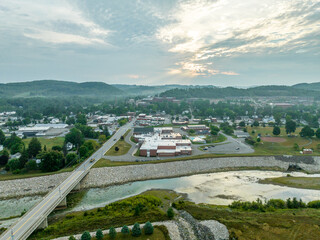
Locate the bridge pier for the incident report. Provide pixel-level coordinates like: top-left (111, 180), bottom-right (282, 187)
top-left (56, 196), bottom-right (67, 209)
top-left (72, 182), bottom-right (81, 191)
top-left (37, 217), bottom-right (48, 229)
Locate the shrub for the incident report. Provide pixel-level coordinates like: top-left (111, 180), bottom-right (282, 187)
top-left (109, 227), bottom-right (116, 239)
top-left (144, 221), bottom-right (154, 235)
top-left (81, 231), bottom-right (91, 240)
top-left (69, 236), bottom-right (76, 240)
top-left (115, 146), bottom-right (119, 152)
top-left (121, 225), bottom-right (130, 235)
top-left (96, 229), bottom-right (103, 240)
top-left (167, 207), bottom-right (174, 219)
top-left (308, 200), bottom-right (320, 208)
top-left (132, 223), bottom-right (142, 237)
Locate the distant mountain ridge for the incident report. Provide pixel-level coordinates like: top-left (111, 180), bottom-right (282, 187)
top-left (160, 85), bottom-right (320, 99)
top-left (293, 82), bottom-right (320, 91)
top-left (0, 80), bottom-right (124, 99)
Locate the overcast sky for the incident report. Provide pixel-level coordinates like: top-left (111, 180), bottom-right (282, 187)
top-left (0, 0), bottom-right (319, 86)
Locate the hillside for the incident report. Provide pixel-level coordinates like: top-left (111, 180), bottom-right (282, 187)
top-left (0, 80), bottom-right (124, 99)
top-left (293, 82), bottom-right (320, 91)
top-left (113, 84), bottom-right (197, 96)
top-left (160, 85), bottom-right (319, 99)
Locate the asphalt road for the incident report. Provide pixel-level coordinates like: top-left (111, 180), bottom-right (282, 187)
top-left (0, 121), bottom-right (134, 240)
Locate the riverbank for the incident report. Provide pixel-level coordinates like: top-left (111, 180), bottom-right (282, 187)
top-left (1, 156), bottom-right (320, 199)
top-left (260, 176), bottom-right (320, 190)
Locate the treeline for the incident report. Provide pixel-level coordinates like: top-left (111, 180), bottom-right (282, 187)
top-left (160, 86), bottom-right (319, 99)
top-left (229, 198), bottom-right (320, 212)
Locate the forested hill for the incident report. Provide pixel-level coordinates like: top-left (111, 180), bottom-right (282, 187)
top-left (160, 85), bottom-right (320, 99)
top-left (293, 82), bottom-right (320, 91)
top-left (0, 80), bottom-right (124, 99)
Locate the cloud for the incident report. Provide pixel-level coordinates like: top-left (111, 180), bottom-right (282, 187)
top-left (157, 0), bottom-right (320, 77)
top-left (127, 74), bottom-right (145, 79)
top-left (0, 0), bottom-right (111, 45)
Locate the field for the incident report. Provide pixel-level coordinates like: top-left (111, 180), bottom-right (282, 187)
top-left (175, 201), bottom-right (320, 240)
top-left (260, 176), bottom-right (320, 190)
top-left (247, 126), bottom-right (320, 155)
top-left (29, 190), bottom-right (176, 239)
top-left (22, 137), bottom-right (65, 150)
top-left (105, 130), bottom-right (132, 156)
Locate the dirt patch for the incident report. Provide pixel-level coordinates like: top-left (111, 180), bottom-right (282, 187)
top-left (261, 137), bottom-right (286, 143)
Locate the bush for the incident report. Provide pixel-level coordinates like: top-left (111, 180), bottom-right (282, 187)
top-left (96, 229), bottom-right (103, 240)
top-left (308, 200), bottom-right (320, 208)
top-left (132, 223), bottom-right (142, 237)
top-left (121, 225), bottom-right (130, 235)
top-left (167, 207), bottom-right (174, 219)
top-left (26, 159), bottom-right (38, 171)
top-left (144, 221), bottom-right (154, 235)
top-left (69, 236), bottom-right (76, 240)
top-left (115, 146), bottom-right (119, 152)
top-left (109, 227), bottom-right (116, 239)
top-left (81, 231), bottom-right (91, 240)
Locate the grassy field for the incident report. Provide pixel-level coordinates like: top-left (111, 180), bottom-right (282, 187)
top-left (22, 137), bottom-right (65, 150)
top-left (248, 126), bottom-right (320, 155)
top-left (29, 190), bottom-right (174, 239)
top-left (175, 201), bottom-right (320, 240)
top-left (105, 130), bottom-right (132, 156)
top-left (260, 176), bottom-right (320, 190)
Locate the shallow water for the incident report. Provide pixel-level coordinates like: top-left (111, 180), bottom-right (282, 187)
top-left (1, 170), bottom-right (320, 228)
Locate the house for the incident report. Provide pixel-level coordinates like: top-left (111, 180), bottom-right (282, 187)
top-left (133, 127), bottom-right (154, 135)
top-left (303, 149), bottom-right (313, 154)
top-left (234, 131), bottom-right (250, 138)
top-left (10, 152), bottom-right (21, 160)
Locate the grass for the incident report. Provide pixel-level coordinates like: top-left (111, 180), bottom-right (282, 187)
top-left (29, 191), bottom-right (170, 239)
top-left (248, 126), bottom-right (320, 155)
top-left (174, 201), bottom-right (320, 240)
top-left (205, 133), bottom-right (227, 143)
top-left (105, 130), bottom-right (132, 156)
top-left (22, 137), bottom-right (65, 150)
top-left (260, 176), bottom-right (320, 190)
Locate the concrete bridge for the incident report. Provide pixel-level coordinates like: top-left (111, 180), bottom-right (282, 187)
top-left (0, 122), bottom-right (133, 240)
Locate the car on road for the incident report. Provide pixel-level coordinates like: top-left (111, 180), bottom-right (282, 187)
top-left (90, 158), bottom-right (95, 163)
top-left (236, 147), bottom-right (240, 150)
top-left (113, 138), bottom-right (117, 141)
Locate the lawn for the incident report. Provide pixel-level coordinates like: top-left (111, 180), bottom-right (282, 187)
top-left (205, 133), bottom-right (227, 144)
top-left (105, 130), bottom-right (132, 156)
top-left (260, 176), bottom-right (320, 190)
top-left (175, 201), bottom-right (320, 240)
top-left (22, 137), bottom-right (65, 150)
top-left (247, 126), bottom-right (320, 155)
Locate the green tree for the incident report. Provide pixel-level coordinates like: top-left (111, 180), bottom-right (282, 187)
top-left (28, 137), bottom-right (42, 158)
top-left (8, 158), bottom-right (21, 171)
top-left (19, 148), bottom-right (29, 169)
top-left (109, 227), bottom-right (117, 239)
top-left (144, 221), bottom-right (154, 235)
top-left (81, 231), bottom-right (91, 240)
top-left (26, 159), bottom-right (38, 171)
top-left (115, 146), bottom-right (119, 152)
top-left (272, 126), bottom-right (281, 136)
top-left (316, 129), bottom-right (320, 139)
top-left (0, 149), bottom-right (9, 166)
top-left (69, 236), bottom-right (76, 240)
top-left (39, 151), bottom-right (64, 172)
top-left (66, 153), bottom-right (78, 165)
top-left (79, 145), bottom-right (89, 158)
top-left (103, 126), bottom-right (110, 137)
top-left (132, 223), bottom-right (141, 237)
top-left (0, 129), bottom-right (5, 145)
top-left (65, 128), bottom-right (84, 149)
top-left (121, 225), bottom-right (130, 235)
top-left (293, 143), bottom-right (299, 151)
top-left (239, 121), bottom-right (246, 127)
top-left (253, 121), bottom-right (259, 127)
top-left (98, 135), bottom-right (107, 144)
top-left (299, 126), bottom-right (314, 138)
top-left (96, 229), bottom-right (103, 240)
top-left (76, 114), bottom-right (87, 125)
top-left (167, 207), bottom-right (174, 219)
top-left (285, 120), bottom-right (296, 135)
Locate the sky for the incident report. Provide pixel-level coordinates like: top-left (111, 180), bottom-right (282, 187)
top-left (0, 0), bottom-right (319, 86)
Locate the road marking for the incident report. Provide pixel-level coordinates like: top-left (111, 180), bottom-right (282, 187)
top-left (7, 171), bottom-right (82, 240)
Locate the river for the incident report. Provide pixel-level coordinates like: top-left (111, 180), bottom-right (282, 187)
top-left (1, 170), bottom-right (320, 228)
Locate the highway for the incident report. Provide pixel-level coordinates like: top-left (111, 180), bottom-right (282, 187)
top-left (0, 121), bottom-right (134, 240)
